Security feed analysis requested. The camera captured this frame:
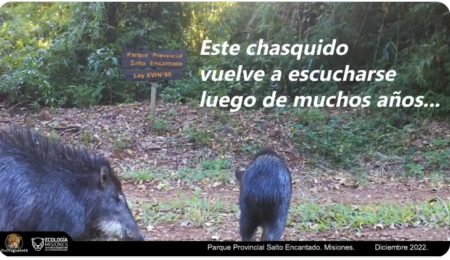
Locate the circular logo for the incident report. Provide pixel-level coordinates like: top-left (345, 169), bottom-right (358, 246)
top-left (5, 233), bottom-right (23, 250)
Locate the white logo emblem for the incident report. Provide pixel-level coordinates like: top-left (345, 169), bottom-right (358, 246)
top-left (31, 237), bottom-right (44, 251)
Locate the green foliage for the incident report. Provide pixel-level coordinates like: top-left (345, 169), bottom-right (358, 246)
top-left (291, 107), bottom-right (450, 175)
top-left (404, 137), bottom-right (450, 178)
top-left (146, 114), bottom-right (171, 135)
top-left (0, 3), bottom-right (67, 107)
top-left (0, 2), bottom-right (448, 119)
top-left (140, 201), bottom-right (180, 226)
top-left (289, 200), bottom-right (450, 231)
top-left (164, 2), bottom-right (449, 119)
top-left (175, 166), bottom-right (231, 185)
top-left (123, 170), bottom-right (157, 182)
top-left (291, 109), bottom-right (411, 170)
top-left (182, 127), bottom-right (213, 146)
top-left (0, 2), bottom-right (189, 107)
top-left (138, 196), bottom-right (449, 231)
top-left (182, 191), bottom-right (229, 227)
top-left (239, 143), bottom-right (260, 155)
top-left (123, 157), bottom-right (232, 186)
top-left (295, 109), bottom-right (327, 128)
top-left (405, 163), bottom-right (425, 178)
top-left (140, 192), bottom-right (235, 227)
top-left (424, 139), bottom-right (450, 172)
top-left (201, 157), bottom-right (231, 171)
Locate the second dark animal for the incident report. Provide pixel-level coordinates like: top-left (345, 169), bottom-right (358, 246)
top-left (236, 148), bottom-right (292, 241)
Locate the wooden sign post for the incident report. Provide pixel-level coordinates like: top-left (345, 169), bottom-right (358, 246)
top-left (150, 83), bottom-right (157, 115)
top-left (122, 50), bottom-right (186, 114)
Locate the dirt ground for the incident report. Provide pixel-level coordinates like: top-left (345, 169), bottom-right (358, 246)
top-left (123, 182), bottom-right (450, 241)
top-left (1, 103), bottom-right (449, 241)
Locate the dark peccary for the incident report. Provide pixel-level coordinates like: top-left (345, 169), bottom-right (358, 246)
top-left (0, 127), bottom-right (143, 241)
top-left (236, 148), bottom-right (292, 241)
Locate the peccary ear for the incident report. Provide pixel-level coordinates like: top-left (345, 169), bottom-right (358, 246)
top-left (235, 169), bottom-right (245, 182)
top-left (99, 166), bottom-right (109, 188)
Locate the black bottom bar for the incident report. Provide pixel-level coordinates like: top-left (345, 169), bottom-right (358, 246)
top-left (1, 232), bottom-right (449, 256)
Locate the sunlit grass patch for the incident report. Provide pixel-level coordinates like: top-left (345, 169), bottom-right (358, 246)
top-left (289, 200), bottom-right (450, 232)
top-left (140, 191), bottom-right (237, 227)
